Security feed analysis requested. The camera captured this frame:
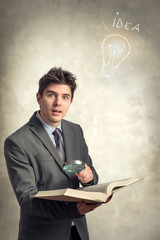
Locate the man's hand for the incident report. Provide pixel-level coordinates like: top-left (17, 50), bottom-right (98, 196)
top-left (77, 202), bottom-right (102, 215)
top-left (75, 164), bottom-right (93, 184)
top-left (77, 194), bottom-right (113, 215)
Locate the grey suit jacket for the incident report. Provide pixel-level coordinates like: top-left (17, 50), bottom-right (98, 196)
top-left (4, 112), bottom-right (98, 240)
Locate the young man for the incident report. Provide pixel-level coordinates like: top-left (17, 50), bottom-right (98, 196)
top-left (4, 67), bottom-right (110, 240)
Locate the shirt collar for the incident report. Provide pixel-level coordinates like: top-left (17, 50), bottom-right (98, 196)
top-left (36, 111), bottom-right (62, 134)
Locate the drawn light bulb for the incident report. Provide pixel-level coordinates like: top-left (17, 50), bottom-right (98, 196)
top-left (102, 34), bottom-right (130, 78)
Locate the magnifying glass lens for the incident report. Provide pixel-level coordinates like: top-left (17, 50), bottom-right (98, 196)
top-left (63, 160), bottom-right (85, 173)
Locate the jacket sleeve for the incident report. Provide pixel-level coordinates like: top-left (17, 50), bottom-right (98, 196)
top-left (77, 125), bottom-right (99, 187)
top-left (4, 137), bottom-right (81, 220)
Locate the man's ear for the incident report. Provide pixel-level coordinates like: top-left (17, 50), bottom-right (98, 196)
top-left (36, 92), bottom-right (41, 105)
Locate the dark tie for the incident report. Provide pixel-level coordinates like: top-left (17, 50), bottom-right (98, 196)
top-left (53, 128), bottom-right (66, 162)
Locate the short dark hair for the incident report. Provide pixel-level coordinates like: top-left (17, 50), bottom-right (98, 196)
top-left (38, 67), bottom-right (77, 99)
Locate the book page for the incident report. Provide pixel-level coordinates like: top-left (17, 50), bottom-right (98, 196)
top-left (106, 178), bottom-right (142, 195)
top-left (34, 189), bottom-right (67, 198)
top-left (79, 182), bottom-right (110, 194)
top-left (65, 188), bottom-right (108, 203)
top-left (34, 188), bottom-right (108, 203)
top-left (80, 178), bottom-right (142, 196)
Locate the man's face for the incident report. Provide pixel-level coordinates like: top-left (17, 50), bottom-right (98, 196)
top-left (36, 83), bottom-right (72, 127)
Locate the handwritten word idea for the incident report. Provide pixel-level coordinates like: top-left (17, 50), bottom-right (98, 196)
top-left (112, 12), bottom-right (140, 32)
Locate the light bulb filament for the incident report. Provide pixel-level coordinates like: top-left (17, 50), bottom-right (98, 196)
top-left (102, 34), bottom-right (130, 77)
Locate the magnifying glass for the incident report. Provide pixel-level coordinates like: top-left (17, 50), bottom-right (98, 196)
top-left (63, 160), bottom-right (85, 173)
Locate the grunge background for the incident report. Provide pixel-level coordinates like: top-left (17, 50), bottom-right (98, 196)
top-left (0, 0), bottom-right (160, 239)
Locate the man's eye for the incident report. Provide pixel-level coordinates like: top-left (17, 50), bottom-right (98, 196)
top-left (49, 94), bottom-right (55, 98)
top-left (63, 96), bottom-right (69, 100)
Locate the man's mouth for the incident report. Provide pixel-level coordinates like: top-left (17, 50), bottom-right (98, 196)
top-left (52, 109), bottom-right (62, 116)
top-left (52, 109), bottom-right (62, 113)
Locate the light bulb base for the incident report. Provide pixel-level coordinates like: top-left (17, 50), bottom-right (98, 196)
top-left (102, 64), bottom-right (116, 78)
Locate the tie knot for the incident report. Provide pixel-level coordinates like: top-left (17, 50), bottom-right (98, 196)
top-left (53, 128), bottom-right (61, 137)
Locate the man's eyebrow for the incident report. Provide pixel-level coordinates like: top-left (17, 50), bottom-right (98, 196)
top-left (63, 93), bottom-right (71, 96)
top-left (46, 90), bottom-right (56, 94)
top-left (46, 90), bottom-right (71, 96)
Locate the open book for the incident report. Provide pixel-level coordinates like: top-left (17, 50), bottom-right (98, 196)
top-left (34, 178), bottom-right (142, 204)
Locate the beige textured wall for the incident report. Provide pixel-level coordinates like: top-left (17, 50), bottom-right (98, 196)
top-left (0, 0), bottom-right (160, 239)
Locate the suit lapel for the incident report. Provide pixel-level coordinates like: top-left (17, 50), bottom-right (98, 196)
top-left (29, 112), bottom-right (64, 168)
top-left (61, 120), bottom-right (73, 163)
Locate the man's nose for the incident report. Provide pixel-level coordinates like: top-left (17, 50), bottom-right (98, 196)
top-left (54, 96), bottom-right (62, 105)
